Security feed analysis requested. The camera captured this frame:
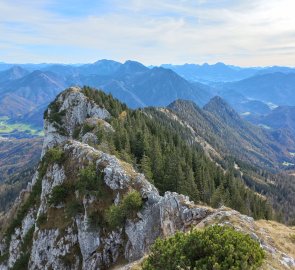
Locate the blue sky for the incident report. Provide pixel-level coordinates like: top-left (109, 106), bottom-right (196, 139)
top-left (1, 0), bottom-right (295, 66)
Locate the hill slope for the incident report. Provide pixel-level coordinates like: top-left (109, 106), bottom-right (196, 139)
top-left (0, 87), bottom-right (293, 270)
top-left (246, 105), bottom-right (295, 137)
top-left (0, 70), bottom-right (66, 118)
top-left (167, 97), bottom-right (295, 170)
top-left (0, 137), bottom-right (42, 183)
top-left (0, 137), bottom-right (42, 213)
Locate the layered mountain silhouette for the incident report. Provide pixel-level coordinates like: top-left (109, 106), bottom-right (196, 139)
top-left (0, 70), bottom-right (66, 117)
top-left (162, 62), bottom-right (295, 83)
top-left (168, 97), bottom-right (295, 169)
top-left (0, 60), bottom-right (213, 123)
top-left (220, 72), bottom-right (295, 106)
top-left (161, 62), bottom-right (259, 82)
top-left (1, 59), bottom-right (295, 144)
top-left (246, 105), bottom-right (295, 138)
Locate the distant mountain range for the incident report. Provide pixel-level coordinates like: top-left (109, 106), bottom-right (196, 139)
top-left (219, 72), bottom-right (295, 106)
top-left (161, 62), bottom-right (259, 82)
top-left (1, 59), bottom-right (295, 141)
top-left (161, 62), bottom-right (295, 83)
top-left (0, 60), bottom-right (213, 127)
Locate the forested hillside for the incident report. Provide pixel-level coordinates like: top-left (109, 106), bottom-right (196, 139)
top-left (167, 98), bottom-right (295, 170)
top-left (0, 166), bottom-right (37, 212)
top-left (0, 138), bottom-right (41, 213)
top-left (164, 98), bottom-right (295, 224)
top-left (0, 138), bottom-right (42, 183)
top-left (79, 87), bottom-right (273, 220)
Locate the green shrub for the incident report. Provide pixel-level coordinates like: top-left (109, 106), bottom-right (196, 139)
top-left (45, 99), bottom-right (68, 135)
top-left (44, 147), bottom-right (65, 164)
top-left (82, 123), bottom-right (95, 135)
top-left (142, 225), bottom-right (265, 270)
top-left (121, 190), bottom-right (143, 215)
top-left (0, 252), bottom-right (9, 264)
top-left (46, 101), bottom-right (65, 125)
top-left (105, 204), bottom-right (125, 229)
top-left (38, 147), bottom-right (65, 179)
top-left (73, 126), bottom-right (81, 139)
top-left (78, 165), bottom-right (97, 190)
top-left (11, 253), bottom-right (30, 270)
top-left (77, 165), bottom-right (104, 196)
top-left (49, 184), bottom-right (69, 206)
top-left (88, 210), bottom-right (105, 229)
top-left (105, 190), bottom-right (143, 229)
top-left (21, 226), bottom-right (34, 253)
top-left (36, 213), bottom-right (47, 227)
top-left (65, 200), bottom-right (84, 217)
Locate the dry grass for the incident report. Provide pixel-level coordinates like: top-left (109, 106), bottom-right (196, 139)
top-left (40, 207), bottom-right (72, 230)
top-left (256, 220), bottom-right (295, 258)
top-left (119, 160), bottom-right (137, 180)
top-left (119, 111), bottom-right (127, 121)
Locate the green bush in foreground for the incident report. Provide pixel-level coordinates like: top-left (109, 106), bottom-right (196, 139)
top-left (142, 225), bottom-right (265, 270)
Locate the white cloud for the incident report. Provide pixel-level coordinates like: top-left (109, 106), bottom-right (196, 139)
top-left (0, 0), bottom-right (295, 66)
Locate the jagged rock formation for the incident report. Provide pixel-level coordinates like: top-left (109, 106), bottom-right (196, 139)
top-left (0, 87), bottom-right (294, 270)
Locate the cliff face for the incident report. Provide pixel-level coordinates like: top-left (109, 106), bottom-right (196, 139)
top-left (0, 87), bottom-right (294, 270)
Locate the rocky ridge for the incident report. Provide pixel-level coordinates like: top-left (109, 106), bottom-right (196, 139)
top-left (0, 87), bottom-right (294, 270)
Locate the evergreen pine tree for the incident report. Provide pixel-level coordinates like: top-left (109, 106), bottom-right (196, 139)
top-left (140, 154), bottom-right (154, 183)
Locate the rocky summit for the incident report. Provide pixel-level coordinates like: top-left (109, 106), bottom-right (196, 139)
top-left (0, 87), bottom-right (294, 270)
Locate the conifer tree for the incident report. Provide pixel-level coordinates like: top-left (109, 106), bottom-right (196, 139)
top-left (140, 154), bottom-right (153, 183)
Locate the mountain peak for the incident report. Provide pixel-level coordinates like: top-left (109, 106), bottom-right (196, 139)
top-left (0, 65), bottom-right (29, 82)
top-left (120, 60), bottom-right (148, 73)
top-left (93, 59), bottom-right (121, 65)
top-left (204, 95), bottom-right (235, 112)
top-left (168, 98), bottom-right (201, 112)
top-left (214, 62), bottom-right (226, 66)
top-left (204, 96), bottom-right (242, 123)
top-left (9, 65), bottom-right (27, 73)
top-left (113, 60), bottom-right (148, 77)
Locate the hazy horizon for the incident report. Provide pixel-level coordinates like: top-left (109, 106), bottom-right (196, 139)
top-left (1, 59), bottom-right (295, 69)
